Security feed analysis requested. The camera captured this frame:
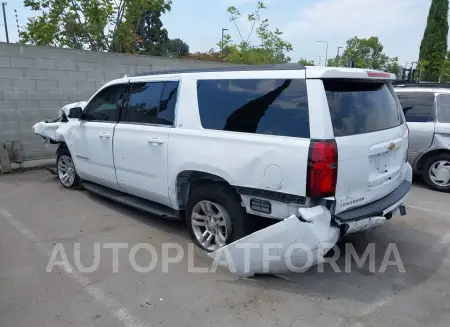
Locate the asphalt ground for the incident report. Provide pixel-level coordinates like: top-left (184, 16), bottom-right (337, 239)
top-left (0, 169), bottom-right (449, 327)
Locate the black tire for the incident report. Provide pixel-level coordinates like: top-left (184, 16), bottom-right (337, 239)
top-left (186, 182), bottom-right (250, 252)
top-left (422, 153), bottom-right (450, 192)
top-left (56, 145), bottom-right (82, 189)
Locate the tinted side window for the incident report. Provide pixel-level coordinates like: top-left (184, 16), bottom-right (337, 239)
top-left (437, 94), bottom-right (450, 122)
top-left (396, 92), bottom-right (435, 122)
top-left (125, 82), bottom-right (165, 124)
top-left (157, 81), bottom-right (178, 125)
top-left (197, 79), bottom-right (310, 138)
top-left (84, 84), bottom-right (127, 122)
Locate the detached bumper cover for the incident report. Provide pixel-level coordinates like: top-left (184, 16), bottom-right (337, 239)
top-left (208, 206), bottom-right (340, 277)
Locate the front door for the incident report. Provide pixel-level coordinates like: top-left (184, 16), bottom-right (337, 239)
top-left (69, 83), bottom-right (128, 189)
top-left (114, 80), bottom-right (179, 207)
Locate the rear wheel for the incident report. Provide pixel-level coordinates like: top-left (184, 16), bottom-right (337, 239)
top-left (423, 154), bottom-right (450, 192)
top-left (186, 183), bottom-right (249, 252)
top-left (56, 146), bottom-right (81, 189)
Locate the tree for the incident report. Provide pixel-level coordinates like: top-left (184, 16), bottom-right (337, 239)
top-left (163, 38), bottom-right (190, 58)
top-left (298, 58), bottom-right (314, 66)
top-left (218, 1), bottom-right (293, 64)
top-left (20, 0), bottom-right (173, 54)
top-left (419, 0), bottom-right (449, 82)
top-left (327, 36), bottom-right (402, 77)
top-left (440, 50), bottom-right (450, 83)
top-left (184, 49), bottom-right (225, 62)
top-left (133, 8), bottom-right (170, 55)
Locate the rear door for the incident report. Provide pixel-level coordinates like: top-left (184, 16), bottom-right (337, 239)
top-left (321, 78), bottom-right (409, 215)
top-left (396, 90), bottom-right (435, 163)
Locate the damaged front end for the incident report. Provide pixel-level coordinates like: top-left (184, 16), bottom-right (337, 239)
top-left (32, 101), bottom-right (87, 144)
top-left (209, 206), bottom-right (340, 277)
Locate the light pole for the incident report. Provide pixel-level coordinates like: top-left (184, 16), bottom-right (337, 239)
top-left (317, 41), bottom-right (328, 66)
top-left (221, 28), bottom-right (228, 54)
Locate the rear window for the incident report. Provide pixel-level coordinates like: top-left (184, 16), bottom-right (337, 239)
top-left (324, 79), bottom-right (403, 137)
top-left (197, 79), bottom-right (310, 138)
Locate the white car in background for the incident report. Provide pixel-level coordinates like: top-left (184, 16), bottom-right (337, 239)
top-left (33, 65), bottom-right (412, 276)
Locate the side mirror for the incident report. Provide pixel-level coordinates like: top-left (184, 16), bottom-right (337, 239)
top-left (68, 107), bottom-right (83, 119)
top-left (403, 106), bottom-right (413, 114)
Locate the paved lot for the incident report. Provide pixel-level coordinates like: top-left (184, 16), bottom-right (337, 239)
top-left (0, 170), bottom-right (449, 327)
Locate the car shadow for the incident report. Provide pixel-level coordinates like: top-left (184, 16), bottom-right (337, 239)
top-left (84, 191), bottom-right (190, 241)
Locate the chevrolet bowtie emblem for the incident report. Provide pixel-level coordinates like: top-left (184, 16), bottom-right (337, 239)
top-left (387, 143), bottom-right (396, 151)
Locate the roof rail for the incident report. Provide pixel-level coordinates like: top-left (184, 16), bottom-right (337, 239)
top-left (133, 63), bottom-right (306, 77)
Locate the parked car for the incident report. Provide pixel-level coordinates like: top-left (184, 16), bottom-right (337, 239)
top-left (394, 83), bottom-right (450, 192)
top-left (34, 65), bottom-right (412, 275)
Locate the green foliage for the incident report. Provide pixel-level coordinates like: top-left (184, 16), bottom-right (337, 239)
top-left (218, 1), bottom-right (293, 64)
top-left (327, 36), bottom-right (402, 77)
top-left (185, 49), bottom-right (224, 62)
top-left (440, 51), bottom-right (450, 83)
top-left (419, 0), bottom-right (449, 82)
top-left (163, 38), bottom-right (190, 58)
top-left (20, 0), bottom-right (179, 54)
top-left (298, 58), bottom-right (314, 66)
top-left (133, 7), bottom-right (170, 55)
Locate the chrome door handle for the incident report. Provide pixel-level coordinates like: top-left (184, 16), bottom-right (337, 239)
top-left (99, 133), bottom-right (110, 139)
top-left (148, 138), bottom-right (164, 145)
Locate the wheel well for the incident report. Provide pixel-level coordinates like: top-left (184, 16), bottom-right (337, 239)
top-left (415, 149), bottom-right (450, 171)
top-left (56, 142), bottom-right (69, 156)
top-left (176, 171), bottom-right (236, 210)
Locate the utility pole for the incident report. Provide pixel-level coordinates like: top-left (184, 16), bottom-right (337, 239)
top-left (2, 2), bottom-right (9, 43)
top-left (317, 41), bottom-right (328, 66)
top-left (221, 28), bottom-right (228, 54)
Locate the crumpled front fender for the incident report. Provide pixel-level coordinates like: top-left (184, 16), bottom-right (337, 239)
top-left (32, 101), bottom-right (87, 143)
top-left (209, 206), bottom-right (340, 277)
top-left (32, 121), bottom-right (65, 142)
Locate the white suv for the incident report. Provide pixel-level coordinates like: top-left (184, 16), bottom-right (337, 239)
top-left (35, 64), bottom-right (412, 273)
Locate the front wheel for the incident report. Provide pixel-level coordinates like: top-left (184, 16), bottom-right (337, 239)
top-left (56, 146), bottom-right (81, 189)
top-left (423, 154), bottom-right (450, 192)
top-left (186, 183), bottom-right (249, 252)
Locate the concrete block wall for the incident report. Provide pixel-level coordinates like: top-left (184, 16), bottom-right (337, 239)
top-left (0, 43), bottom-right (227, 161)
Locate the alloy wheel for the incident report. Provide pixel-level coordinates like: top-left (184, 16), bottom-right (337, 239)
top-left (58, 155), bottom-right (76, 187)
top-left (191, 200), bottom-right (232, 252)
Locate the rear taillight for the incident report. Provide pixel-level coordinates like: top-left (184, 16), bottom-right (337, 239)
top-left (307, 140), bottom-right (338, 198)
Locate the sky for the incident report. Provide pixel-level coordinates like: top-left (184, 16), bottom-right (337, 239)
top-left (0, 0), bottom-right (441, 66)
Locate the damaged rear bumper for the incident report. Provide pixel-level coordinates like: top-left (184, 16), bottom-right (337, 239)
top-left (208, 206), bottom-right (340, 277)
top-left (209, 181), bottom-right (411, 277)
